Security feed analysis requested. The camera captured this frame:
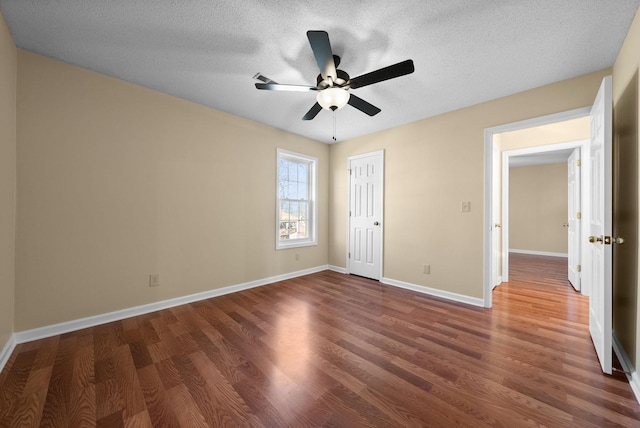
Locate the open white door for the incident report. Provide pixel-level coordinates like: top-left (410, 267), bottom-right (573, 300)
top-left (587, 76), bottom-right (612, 375)
top-left (348, 151), bottom-right (384, 280)
top-left (568, 148), bottom-right (581, 290)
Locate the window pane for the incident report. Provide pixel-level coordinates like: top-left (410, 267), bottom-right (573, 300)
top-left (280, 201), bottom-right (289, 222)
top-left (297, 163), bottom-right (307, 200)
top-left (288, 162), bottom-right (298, 184)
top-left (279, 160), bottom-right (289, 181)
top-left (279, 160), bottom-right (289, 198)
top-left (298, 163), bottom-right (307, 183)
top-left (279, 199), bottom-right (290, 241)
top-left (297, 220), bottom-right (308, 238)
top-left (299, 202), bottom-right (308, 220)
top-left (287, 181), bottom-right (298, 200)
top-left (298, 181), bottom-right (308, 200)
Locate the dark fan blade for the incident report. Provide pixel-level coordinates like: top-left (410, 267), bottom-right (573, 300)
top-left (255, 83), bottom-right (317, 92)
top-left (253, 73), bottom-right (278, 84)
top-left (349, 59), bottom-right (415, 89)
top-left (307, 31), bottom-right (337, 82)
top-left (302, 102), bottom-right (323, 120)
top-left (348, 94), bottom-right (381, 116)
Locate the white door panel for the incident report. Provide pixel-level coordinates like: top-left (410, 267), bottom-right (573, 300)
top-left (348, 151), bottom-right (383, 280)
top-left (568, 148), bottom-right (581, 290)
top-left (587, 76), bottom-right (612, 375)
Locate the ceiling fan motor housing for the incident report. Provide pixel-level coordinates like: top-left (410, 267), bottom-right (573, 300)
top-left (317, 67), bottom-right (350, 89)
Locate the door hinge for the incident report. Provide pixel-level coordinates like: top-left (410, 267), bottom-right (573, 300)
top-left (577, 265), bottom-right (581, 272)
top-left (348, 252), bottom-right (351, 259)
top-left (576, 212), bottom-right (581, 219)
top-left (349, 169), bottom-right (352, 175)
top-left (349, 211), bottom-right (352, 217)
top-left (576, 159), bottom-right (581, 167)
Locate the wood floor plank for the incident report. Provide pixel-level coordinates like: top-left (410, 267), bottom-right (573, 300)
top-left (69, 384), bottom-right (97, 428)
top-left (136, 364), bottom-right (181, 427)
top-left (8, 366), bottom-right (52, 427)
top-left (189, 350), bottom-right (262, 427)
top-left (165, 383), bottom-right (209, 428)
top-left (38, 337), bottom-right (77, 427)
top-left (2, 254), bottom-right (640, 426)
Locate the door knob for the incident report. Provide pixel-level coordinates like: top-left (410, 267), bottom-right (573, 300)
top-left (588, 236), bottom-right (603, 244)
top-left (613, 237), bottom-right (625, 244)
top-left (373, 221), bottom-right (380, 226)
top-left (494, 223), bottom-right (501, 228)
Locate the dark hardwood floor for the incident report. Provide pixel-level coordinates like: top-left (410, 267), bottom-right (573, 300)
top-left (1, 253), bottom-right (639, 427)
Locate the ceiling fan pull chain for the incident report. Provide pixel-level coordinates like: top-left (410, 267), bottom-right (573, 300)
top-left (332, 111), bottom-right (337, 141)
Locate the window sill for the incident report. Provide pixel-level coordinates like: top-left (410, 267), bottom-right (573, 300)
top-left (276, 240), bottom-right (318, 250)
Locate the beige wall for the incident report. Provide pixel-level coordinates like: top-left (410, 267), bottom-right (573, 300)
top-left (613, 7), bottom-right (640, 376)
top-left (329, 69), bottom-right (610, 299)
top-left (15, 50), bottom-right (329, 331)
top-left (496, 116), bottom-right (590, 151)
top-left (509, 163), bottom-right (568, 254)
top-left (0, 12), bottom-right (16, 352)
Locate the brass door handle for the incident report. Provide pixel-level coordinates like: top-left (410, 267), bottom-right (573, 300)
top-left (589, 236), bottom-right (603, 244)
top-left (614, 237), bottom-right (625, 244)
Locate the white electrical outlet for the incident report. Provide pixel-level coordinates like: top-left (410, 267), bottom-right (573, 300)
top-left (423, 264), bottom-right (430, 274)
top-left (149, 273), bottom-right (160, 287)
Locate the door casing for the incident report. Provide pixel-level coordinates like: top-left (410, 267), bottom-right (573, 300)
top-left (483, 107), bottom-right (591, 307)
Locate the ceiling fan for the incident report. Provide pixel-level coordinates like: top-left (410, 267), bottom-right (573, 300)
top-left (254, 30), bottom-right (415, 120)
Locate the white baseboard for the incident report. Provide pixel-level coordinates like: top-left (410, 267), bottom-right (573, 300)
top-left (493, 276), bottom-right (502, 289)
top-left (328, 265), bottom-right (347, 274)
top-left (14, 265), bottom-right (330, 345)
top-left (0, 334), bottom-right (17, 373)
top-left (509, 249), bottom-right (568, 258)
top-left (613, 333), bottom-right (640, 404)
top-left (381, 277), bottom-right (484, 308)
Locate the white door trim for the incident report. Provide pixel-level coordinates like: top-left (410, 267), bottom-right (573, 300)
top-left (346, 150), bottom-right (385, 280)
top-left (491, 144), bottom-right (501, 288)
top-left (483, 107), bottom-right (590, 308)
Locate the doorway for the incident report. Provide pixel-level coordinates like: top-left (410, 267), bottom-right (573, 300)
top-left (500, 140), bottom-right (589, 290)
top-left (483, 107), bottom-right (591, 307)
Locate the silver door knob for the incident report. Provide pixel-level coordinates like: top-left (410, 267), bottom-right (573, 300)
top-left (373, 221), bottom-right (380, 226)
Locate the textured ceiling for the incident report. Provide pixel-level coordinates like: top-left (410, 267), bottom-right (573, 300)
top-left (1, 1), bottom-right (638, 143)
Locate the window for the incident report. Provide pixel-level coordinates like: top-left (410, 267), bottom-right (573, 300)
top-left (276, 149), bottom-right (317, 249)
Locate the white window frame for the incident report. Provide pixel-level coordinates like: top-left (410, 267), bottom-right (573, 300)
top-left (276, 149), bottom-right (318, 249)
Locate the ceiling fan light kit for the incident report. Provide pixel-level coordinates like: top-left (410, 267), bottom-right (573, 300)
top-left (255, 30), bottom-right (415, 122)
top-left (316, 87), bottom-right (350, 111)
